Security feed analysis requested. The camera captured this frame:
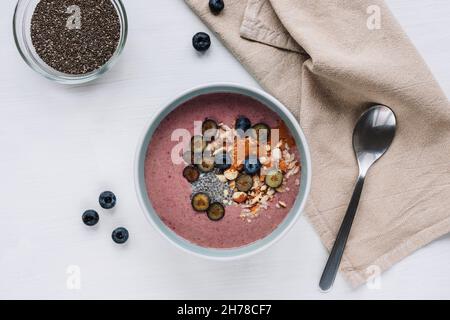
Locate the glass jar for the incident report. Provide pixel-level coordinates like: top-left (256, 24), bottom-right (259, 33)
top-left (13, 0), bottom-right (128, 84)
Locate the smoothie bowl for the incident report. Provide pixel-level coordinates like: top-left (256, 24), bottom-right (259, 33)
top-left (135, 84), bottom-right (311, 259)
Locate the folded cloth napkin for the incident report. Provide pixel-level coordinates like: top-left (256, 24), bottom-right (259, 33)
top-left (185, 0), bottom-right (450, 287)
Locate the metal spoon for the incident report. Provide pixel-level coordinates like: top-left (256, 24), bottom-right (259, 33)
top-left (319, 105), bottom-right (397, 291)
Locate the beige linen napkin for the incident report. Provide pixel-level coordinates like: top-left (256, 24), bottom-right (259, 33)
top-left (185, 0), bottom-right (450, 287)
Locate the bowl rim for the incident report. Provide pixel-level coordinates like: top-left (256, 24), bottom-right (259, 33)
top-left (12, 0), bottom-right (128, 84)
top-left (134, 83), bottom-right (312, 260)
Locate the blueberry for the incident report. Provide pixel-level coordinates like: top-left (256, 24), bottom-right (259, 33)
top-left (99, 191), bottom-right (116, 209)
top-left (215, 152), bottom-right (232, 170)
top-left (192, 32), bottom-right (211, 52)
top-left (209, 0), bottom-right (224, 15)
top-left (244, 156), bottom-right (261, 175)
top-left (112, 227), bottom-right (129, 244)
top-left (82, 210), bottom-right (99, 226)
top-left (235, 116), bottom-right (251, 135)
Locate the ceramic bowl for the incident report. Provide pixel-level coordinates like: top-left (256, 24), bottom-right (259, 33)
top-left (135, 83), bottom-right (311, 259)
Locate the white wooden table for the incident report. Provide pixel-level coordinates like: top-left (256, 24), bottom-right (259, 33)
top-left (1, 0), bottom-right (449, 299)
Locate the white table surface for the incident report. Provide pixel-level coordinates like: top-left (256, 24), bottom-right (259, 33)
top-left (1, 0), bottom-right (449, 300)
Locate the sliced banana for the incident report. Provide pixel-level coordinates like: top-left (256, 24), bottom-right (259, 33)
top-left (183, 165), bottom-right (200, 183)
top-left (236, 174), bottom-right (253, 192)
top-left (265, 169), bottom-right (284, 188)
top-left (207, 202), bottom-right (225, 221)
top-left (191, 193), bottom-right (210, 212)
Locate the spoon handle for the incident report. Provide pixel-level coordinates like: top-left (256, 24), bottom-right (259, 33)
top-left (319, 174), bottom-right (365, 291)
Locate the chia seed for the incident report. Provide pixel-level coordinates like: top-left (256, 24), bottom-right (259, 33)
top-left (30, 0), bottom-right (121, 75)
top-left (191, 172), bottom-right (234, 205)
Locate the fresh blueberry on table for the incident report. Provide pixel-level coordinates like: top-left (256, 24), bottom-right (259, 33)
top-left (192, 32), bottom-right (211, 52)
top-left (99, 191), bottom-right (116, 209)
top-left (112, 227), bottom-right (129, 244)
top-left (244, 156), bottom-right (261, 175)
top-left (209, 0), bottom-right (224, 15)
top-left (235, 116), bottom-right (252, 134)
top-left (82, 209), bottom-right (99, 226)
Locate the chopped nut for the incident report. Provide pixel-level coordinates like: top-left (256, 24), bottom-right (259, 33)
top-left (224, 168), bottom-right (238, 180)
top-left (279, 160), bottom-right (288, 172)
top-left (252, 176), bottom-right (261, 188)
top-left (272, 148), bottom-right (282, 161)
top-left (216, 174), bottom-right (227, 183)
top-left (233, 192), bottom-right (248, 203)
top-left (295, 179), bottom-right (300, 186)
top-left (259, 156), bottom-right (270, 165)
top-left (286, 165), bottom-right (300, 178)
top-left (249, 194), bottom-right (262, 205)
top-left (288, 161), bottom-right (296, 170)
top-left (278, 201), bottom-right (287, 208)
top-left (262, 161), bottom-right (273, 171)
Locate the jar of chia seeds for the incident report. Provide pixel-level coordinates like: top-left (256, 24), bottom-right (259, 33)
top-left (13, 0), bottom-right (128, 84)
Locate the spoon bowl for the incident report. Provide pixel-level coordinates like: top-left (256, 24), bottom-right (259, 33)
top-left (354, 105), bottom-right (397, 174)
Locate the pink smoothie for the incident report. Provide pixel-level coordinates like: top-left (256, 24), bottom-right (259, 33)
top-left (144, 93), bottom-right (300, 248)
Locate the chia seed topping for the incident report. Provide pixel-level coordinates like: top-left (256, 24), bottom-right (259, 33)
top-left (191, 172), bottom-right (234, 205)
